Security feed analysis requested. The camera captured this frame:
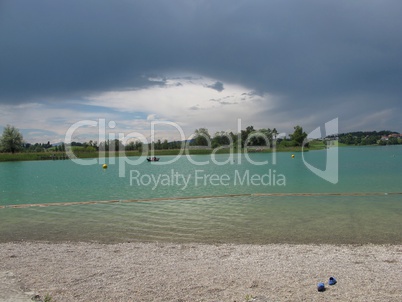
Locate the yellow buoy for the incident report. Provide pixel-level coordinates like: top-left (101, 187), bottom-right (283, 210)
top-left (102, 164), bottom-right (108, 169)
top-left (291, 154), bottom-right (295, 158)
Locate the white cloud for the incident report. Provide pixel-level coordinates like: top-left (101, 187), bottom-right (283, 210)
top-left (86, 75), bottom-right (278, 138)
top-left (0, 103), bottom-right (124, 143)
top-left (0, 75), bottom-right (282, 143)
top-left (146, 114), bottom-right (158, 121)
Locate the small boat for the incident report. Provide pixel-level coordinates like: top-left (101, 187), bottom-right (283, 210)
top-left (147, 157), bottom-right (160, 162)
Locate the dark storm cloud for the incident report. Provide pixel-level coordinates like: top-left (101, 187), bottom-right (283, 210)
top-left (206, 81), bottom-right (224, 92)
top-left (1, 0), bottom-right (402, 130)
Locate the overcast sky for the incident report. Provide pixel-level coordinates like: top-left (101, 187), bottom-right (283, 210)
top-left (1, 0), bottom-right (401, 143)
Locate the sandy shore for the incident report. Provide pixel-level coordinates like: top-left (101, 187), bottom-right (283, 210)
top-left (0, 242), bottom-right (401, 302)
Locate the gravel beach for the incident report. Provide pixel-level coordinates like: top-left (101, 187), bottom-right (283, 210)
top-left (0, 242), bottom-right (401, 302)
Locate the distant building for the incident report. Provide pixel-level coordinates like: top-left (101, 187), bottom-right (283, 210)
top-left (380, 134), bottom-right (402, 141)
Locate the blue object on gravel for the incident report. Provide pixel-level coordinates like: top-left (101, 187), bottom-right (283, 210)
top-left (329, 277), bottom-right (337, 285)
top-left (317, 282), bottom-right (325, 292)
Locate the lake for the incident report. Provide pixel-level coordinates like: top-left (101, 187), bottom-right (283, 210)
top-left (0, 146), bottom-right (401, 244)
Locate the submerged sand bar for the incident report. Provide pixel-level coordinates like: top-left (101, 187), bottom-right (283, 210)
top-left (1, 191), bottom-right (401, 209)
top-left (0, 242), bottom-right (401, 301)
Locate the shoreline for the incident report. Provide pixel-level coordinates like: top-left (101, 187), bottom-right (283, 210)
top-left (0, 144), bottom-right (323, 162)
top-left (1, 241), bottom-right (401, 302)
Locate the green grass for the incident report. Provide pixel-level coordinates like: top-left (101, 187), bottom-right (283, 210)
top-left (0, 143), bottom-right (328, 162)
top-left (0, 152), bottom-right (51, 162)
top-left (307, 139), bottom-right (326, 150)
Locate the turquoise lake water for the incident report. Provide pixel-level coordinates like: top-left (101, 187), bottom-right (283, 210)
top-left (0, 146), bottom-right (401, 244)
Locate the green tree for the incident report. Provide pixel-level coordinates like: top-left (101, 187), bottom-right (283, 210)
top-left (272, 128), bottom-right (278, 140)
top-left (212, 131), bottom-right (231, 148)
top-left (126, 141), bottom-right (136, 151)
top-left (162, 139), bottom-right (169, 149)
top-left (289, 125), bottom-right (307, 147)
top-left (155, 139), bottom-right (162, 150)
top-left (135, 141), bottom-right (143, 151)
top-left (112, 139), bottom-right (124, 151)
top-left (240, 126), bottom-right (255, 147)
top-left (0, 125), bottom-right (24, 153)
top-left (191, 128), bottom-right (211, 146)
top-left (253, 128), bottom-right (273, 147)
top-left (388, 137), bottom-right (398, 145)
top-left (99, 140), bottom-right (109, 151)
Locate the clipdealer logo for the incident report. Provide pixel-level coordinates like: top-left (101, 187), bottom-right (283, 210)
top-left (64, 117), bottom-right (339, 185)
top-left (129, 169), bottom-right (286, 190)
top-left (302, 118), bottom-right (339, 184)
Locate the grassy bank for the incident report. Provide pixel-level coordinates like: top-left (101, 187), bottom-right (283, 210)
top-left (0, 142), bottom-right (329, 162)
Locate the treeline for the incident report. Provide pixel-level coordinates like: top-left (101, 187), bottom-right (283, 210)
top-left (0, 124), bottom-right (309, 154)
top-left (23, 128), bottom-right (401, 153)
top-left (4, 122), bottom-right (401, 156)
top-left (29, 125), bottom-right (307, 153)
top-left (17, 139), bottom-right (184, 153)
top-left (81, 139), bottom-right (184, 152)
top-left (189, 126), bottom-right (308, 148)
top-left (334, 130), bottom-right (401, 146)
top-left (24, 141), bottom-right (66, 152)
